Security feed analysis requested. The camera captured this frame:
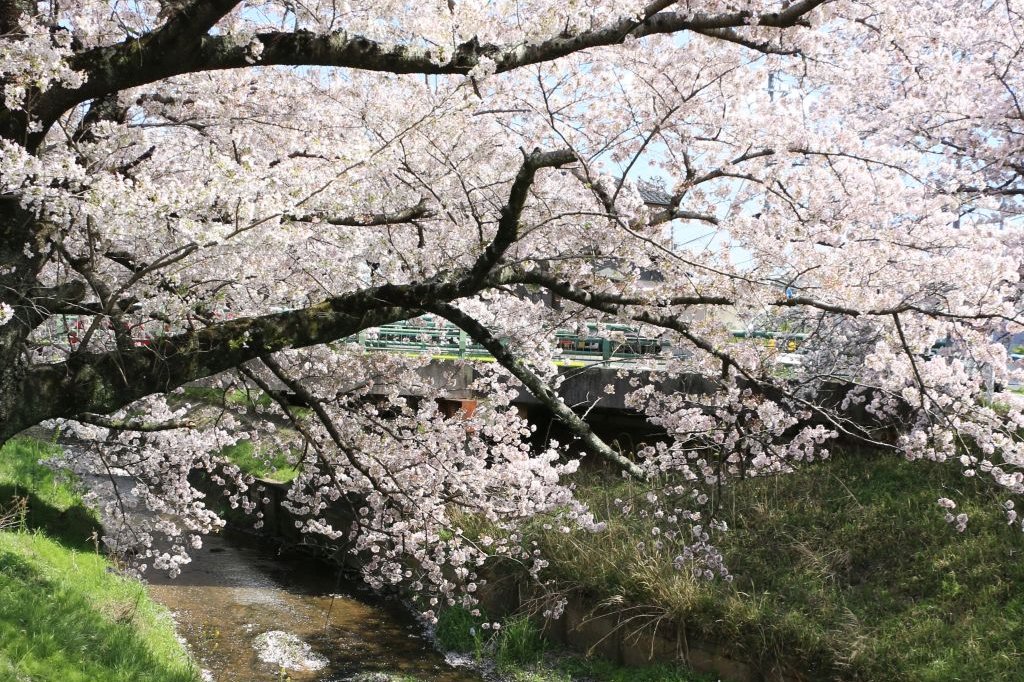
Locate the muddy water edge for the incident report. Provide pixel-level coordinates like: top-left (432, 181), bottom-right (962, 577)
top-left (146, 530), bottom-right (482, 682)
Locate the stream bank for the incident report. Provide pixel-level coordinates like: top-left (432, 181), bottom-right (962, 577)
top-left (0, 437), bottom-right (197, 682)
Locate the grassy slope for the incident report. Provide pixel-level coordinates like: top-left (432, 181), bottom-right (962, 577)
top-left (220, 440), bottom-right (299, 484)
top-left (511, 449), bottom-right (1024, 681)
top-left (0, 438), bottom-right (198, 682)
top-left (180, 387), bottom-right (300, 483)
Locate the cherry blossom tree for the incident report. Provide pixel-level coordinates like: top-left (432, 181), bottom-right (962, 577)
top-left (2, 0), bottom-right (1023, 604)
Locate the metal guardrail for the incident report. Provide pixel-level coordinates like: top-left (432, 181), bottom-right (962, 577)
top-left (355, 320), bottom-right (665, 362)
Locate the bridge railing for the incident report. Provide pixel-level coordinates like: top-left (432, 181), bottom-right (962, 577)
top-left (354, 319), bottom-right (669, 362)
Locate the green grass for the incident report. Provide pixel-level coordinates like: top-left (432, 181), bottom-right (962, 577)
top-left (0, 438), bottom-right (199, 682)
top-left (494, 614), bottom-right (548, 668)
top-left (435, 604), bottom-right (488, 654)
top-left (220, 440), bottom-right (299, 483)
top-left (503, 449), bottom-right (1024, 680)
top-left (0, 437), bottom-right (99, 549)
top-left (436, 606), bottom-right (548, 667)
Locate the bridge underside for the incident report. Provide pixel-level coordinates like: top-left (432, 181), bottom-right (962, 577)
top-left (380, 359), bottom-right (897, 454)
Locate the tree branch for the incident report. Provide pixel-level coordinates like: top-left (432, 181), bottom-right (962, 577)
top-left (24, 1), bottom-right (830, 143)
top-left (426, 302), bottom-right (647, 479)
top-left (1, 146), bottom-right (576, 438)
top-left (509, 270), bottom-right (733, 307)
top-left (72, 412), bottom-right (196, 431)
top-left (509, 271), bottom-right (1021, 327)
top-left (3, 279), bottom-right (438, 439)
top-left (465, 148), bottom-right (576, 286)
top-left (513, 273), bottom-right (902, 450)
top-left (285, 197), bottom-right (433, 226)
top-left (257, 354), bottom-right (379, 486)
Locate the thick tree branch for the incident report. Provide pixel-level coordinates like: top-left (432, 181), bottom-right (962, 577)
top-left (285, 197), bottom-right (433, 226)
top-left (3, 279), bottom-right (435, 440)
top-left (426, 302), bottom-right (647, 479)
top-left (22, 1), bottom-right (829, 144)
top-left (1, 145), bottom-right (572, 439)
top-left (4, 0), bottom-right (239, 146)
top-left (466, 148), bottom-right (576, 286)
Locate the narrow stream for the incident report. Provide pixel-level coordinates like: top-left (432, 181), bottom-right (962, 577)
top-left (146, 531), bottom-right (483, 682)
top-left (74, 457), bottom-right (481, 682)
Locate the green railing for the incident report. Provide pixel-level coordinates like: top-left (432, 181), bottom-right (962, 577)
top-left (350, 318), bottom-right (808, 363)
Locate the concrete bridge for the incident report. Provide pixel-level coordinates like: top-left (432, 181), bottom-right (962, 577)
top-left (352, 318), bottom-right (698, 410)
top-left (345, 319), bottom-right (901, 453)
top-left (348, 319), bottom-right (823, 444)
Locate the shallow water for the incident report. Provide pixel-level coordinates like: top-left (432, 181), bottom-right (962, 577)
top-left (147, 532), bottom-right (482, 682)
top-left (72, 450), bottom-right (480, 682)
